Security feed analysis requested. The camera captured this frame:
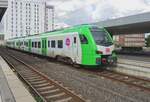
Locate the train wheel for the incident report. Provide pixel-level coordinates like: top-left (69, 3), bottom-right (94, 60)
top-left (67, 58), bottom-right (74, 65)
top-left (73, 63), bottom-right (81, 68)
top-left (56, 56), bottom-right (63, 62)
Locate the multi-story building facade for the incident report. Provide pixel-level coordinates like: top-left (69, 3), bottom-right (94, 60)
top-left (4, 0), bottom-right (54, 39)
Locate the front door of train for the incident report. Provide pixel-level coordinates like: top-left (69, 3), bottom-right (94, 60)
top-left (72, 35), bottom-right (78, 62)
top-left (42, 38), bottom-right (47, 56)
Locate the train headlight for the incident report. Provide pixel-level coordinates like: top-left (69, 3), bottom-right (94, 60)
top-left (102, 58), bottom-right (107, 64)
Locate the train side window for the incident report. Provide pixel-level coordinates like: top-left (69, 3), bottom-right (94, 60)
top-left (24, 42), bottom-right (26, 46)
top-left (38, 42), bottom-right (41, 48)
top-left (35, 42), bottom-right (37, 48)
top-left (27, 42), bottom-right (28, 47)
top-left (74, 37), bottom-right (76, 43)
top-left (34, 42), bottom-right (35, 48)
top-left (48, 41), bottom-right (50, 47)
top-left (51, 40), bottom-right (55, 48)
top-left (34, 42), bottom-right (36, 48)
top-left (42, 41), bottom-right (44, 48)
top-left (79, 35), bottom-right (88, 44)
top-left (33, 42), bottom-right (35, 48)
top-left (36, 42), bottom-right (38, 48)
top-left (32, 42), bottom-right (34, 47)
top-left (58, 40), bottom-right (63, 48)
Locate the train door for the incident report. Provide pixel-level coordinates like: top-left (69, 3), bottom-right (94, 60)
top-left (42, 38), bottom-right (47, 56)
top-left (72, 34), bottom-right (79, 62)
top-left (28, 39), bottom-right (31, 52)
top-left (79, 34), bottom-right (91, 65)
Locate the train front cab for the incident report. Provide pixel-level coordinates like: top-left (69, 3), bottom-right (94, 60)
top-left (80, 26), bottom-right (117, 67)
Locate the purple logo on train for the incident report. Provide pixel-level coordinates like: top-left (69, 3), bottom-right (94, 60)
top-left (66, 38), bottom-right (70, 46)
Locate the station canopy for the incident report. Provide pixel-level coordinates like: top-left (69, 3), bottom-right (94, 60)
top-left (0, 0), bottom-right (7, 22)
top-left (93, 12), bottom-right (150, 35)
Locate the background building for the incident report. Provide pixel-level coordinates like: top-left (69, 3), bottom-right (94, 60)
top-left (4, 0), bottom-right (54, 39)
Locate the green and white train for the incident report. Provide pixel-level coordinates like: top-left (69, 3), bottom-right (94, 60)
top-left (6, 24), bottom-right (117, 66)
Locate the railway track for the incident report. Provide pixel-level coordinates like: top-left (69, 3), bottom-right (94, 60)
top-left (1, 51), bottom-right (88, 102)
top-left (97, 70), bottom-right (150, 92)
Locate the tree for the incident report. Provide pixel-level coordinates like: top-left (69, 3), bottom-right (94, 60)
top-left (146, 35), bottom-right (150, 47)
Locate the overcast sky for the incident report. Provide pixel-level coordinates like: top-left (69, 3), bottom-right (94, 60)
top-left (1, 0), bottom-right (150, 33)
top-left (47, 0), bottom-right (150, 27)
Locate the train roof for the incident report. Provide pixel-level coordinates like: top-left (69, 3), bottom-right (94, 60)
top-left (7, 24), bottom-right (104, 41)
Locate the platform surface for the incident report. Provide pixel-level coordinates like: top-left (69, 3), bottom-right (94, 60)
top-left (114, 58), bottom-right (150, 78)
top-left (0, 56), bottom-right (36, 102)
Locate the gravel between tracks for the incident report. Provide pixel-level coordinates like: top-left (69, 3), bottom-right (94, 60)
top-left (3, 48), bottom-right (150, 102)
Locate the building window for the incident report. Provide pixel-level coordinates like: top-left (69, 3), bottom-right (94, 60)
top-left (58, 40), bottom-right (63, 48)
top-left (51, 40), bottom-right (55, 48)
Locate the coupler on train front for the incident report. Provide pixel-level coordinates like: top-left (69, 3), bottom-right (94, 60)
top-left (96, 54), bottom-right (117, 67)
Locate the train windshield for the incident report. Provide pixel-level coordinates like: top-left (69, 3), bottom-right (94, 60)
top-left (90, 27), bottom-right (113, 46)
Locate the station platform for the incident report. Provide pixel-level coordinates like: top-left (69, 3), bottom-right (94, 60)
top-left (0, 56), bottom-right (36, 102)
top-left (113, 58), bottom-right (150, 78)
